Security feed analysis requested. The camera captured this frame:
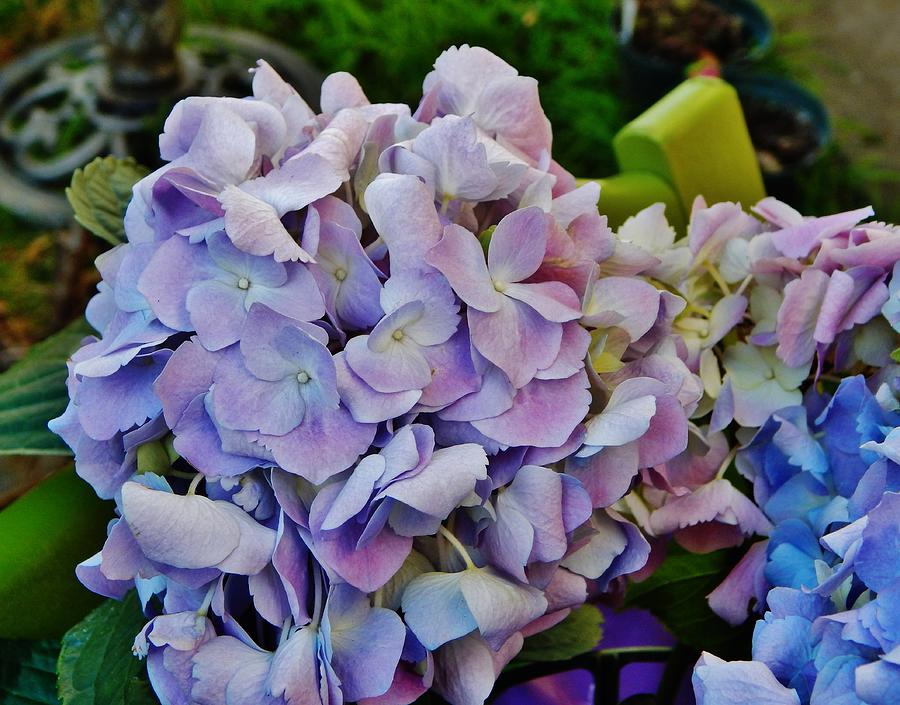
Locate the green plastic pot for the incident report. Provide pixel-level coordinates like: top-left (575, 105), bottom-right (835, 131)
top-left (593, 76), bottom-right (765, 231)
top-left (0, 468), bottom-right (111, 639)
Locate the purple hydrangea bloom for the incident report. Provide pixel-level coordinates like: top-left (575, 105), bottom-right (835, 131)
top-left (380, 114), bottom-right (526, 205)
top-left (693, 652), bottom-right (801, 705)
top-left (427, 207), bottom-right (581, 387)
top-left (306, 196), bottom-right (384, 332)
top-left (49, 39), bottom-right (900, 705)
top-left (139, 231), bottom-right (324, 350)
top-left (191, 582), bottom-right (406, 705)
top-left (480, 464), bottom-right (592, 581)
top-left (419, 45), bottom-right (552, 164)
top-left (309, 424), bottom-right (488, 591)
top-left (344, 270), bottom-right (460, 393)
top-left (48, 45), bottom-right (818, 705)
top-left (209, 305), bottom-right (376, 481)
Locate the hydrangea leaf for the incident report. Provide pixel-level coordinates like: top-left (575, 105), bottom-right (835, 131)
top-left (66, 157), bottom-right (149, 246)
top-left (0, 319), bottom-right (91, 455)
top-left (478, 225), bottom-right (496, 256)
top-left (892, 347), bottom-right (900, 363)
top-left (625, 543), bottom-right (752, 658)
top-left (509, 605), bottom-right (603, 668)
top-left (57, 592), bottom-right (155, 705)
top-left (0, 639), bottom-right (61, 704)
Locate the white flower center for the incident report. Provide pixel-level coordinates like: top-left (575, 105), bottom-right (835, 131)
top-left (492, 280), bottom-right (506, 293)
top-left (296, 371), bottom-right (310, 384)
top-left (237, 277), bottom-right (251, 290)
top-left (392, 329), bottom-right (405, 341)
top-left (334, 268), bottom-right (348, 282)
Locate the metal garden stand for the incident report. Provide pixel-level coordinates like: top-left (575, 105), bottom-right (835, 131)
top-left (0, 0), bottom-right (321, 226)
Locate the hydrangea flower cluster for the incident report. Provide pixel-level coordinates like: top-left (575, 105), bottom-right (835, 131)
top-left (49, 47), bottom-right (677, 705)
top-left (693, 375), bottom-right (900, 705)
top-left (582, 196), bottom-right (899, 568)
top-left (688, 243), bottom-right (899, 704)
top-left (48, 39), bottom-right (900, 705)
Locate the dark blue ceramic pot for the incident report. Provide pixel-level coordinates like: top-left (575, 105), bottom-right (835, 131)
top-left (726, 71), bottom-right (831, 197)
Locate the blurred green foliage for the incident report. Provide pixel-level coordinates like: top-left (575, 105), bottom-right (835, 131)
top-left (183, 0), bottom-right (625, 177)
top-left (0, 210), bottom-right (59, 348)
top-left (2, 0), bottom-right (896, 211)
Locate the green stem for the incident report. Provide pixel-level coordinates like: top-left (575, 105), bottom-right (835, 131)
top-left (715, 447), bottom-right (738, 480)
top-left (311, 563), bottom-right (324, 630)
top-left (439, 525), bottom-right (476, 570)
top-left (196, 582), bottom-right (216, 617)
top-left (684, 300), bottom-right (711, 319)
top-left (187, 472), bottom-right (204, 496)
top-left (705, 260), bottom-right (731, 296)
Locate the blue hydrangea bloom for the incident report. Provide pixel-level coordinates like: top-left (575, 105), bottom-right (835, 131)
top-left (696, 377), bottom-right (900, 705)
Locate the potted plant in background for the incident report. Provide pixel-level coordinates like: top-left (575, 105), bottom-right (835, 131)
top-left (612, 0), bottom-right (830, 204)
top-left (614, 0), bottom-right (772, 108)
top-left (726, 71), bottom-right (831, 201)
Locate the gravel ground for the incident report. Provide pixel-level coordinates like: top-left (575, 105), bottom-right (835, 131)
top-left (761, 0), bottom-right (899, 202)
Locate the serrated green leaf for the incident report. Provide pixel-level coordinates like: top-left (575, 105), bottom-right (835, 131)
top-left (0, 319), bottom-right (91, 456)
top-left (66, 157), bottom-right (148, 246)
top-left (57, 592), bottom-right (155, 705)
top-left (510, 604), bottom-right (603, 668)
top-left (0, 639), bottom-right (61, 704)
top-left (624, 544), bottom-right (751, 659)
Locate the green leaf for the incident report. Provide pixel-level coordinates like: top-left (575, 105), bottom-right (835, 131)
top-left (57, 592), bottom-right (155, 705)
top-left (0, 639), bottom-right (61, 704)
top-left (510, 604), bottom-right (603, 668)
top-left (135, 441), bottom-right (172, 476)
top-left (66, 157), bottom-right (148, 246)
top-left (0, 319), bottom-right (91, 456)
top-left (478, 225), bottom-right (496, 256)
top-left (892, 346), bottom-right (900, 363)
top-left (625, 543), bottom-right (751, 659)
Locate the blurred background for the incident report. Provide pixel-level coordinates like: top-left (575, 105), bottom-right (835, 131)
top-left (0, 0), bottom-right (896, 380)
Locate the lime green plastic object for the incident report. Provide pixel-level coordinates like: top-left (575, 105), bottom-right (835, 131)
top-left (0, 468), bottom-right (111, 639)
top-left (595, 173), bottom-right (685, 232)
top-left (613, 77), bottom-right (766, 214)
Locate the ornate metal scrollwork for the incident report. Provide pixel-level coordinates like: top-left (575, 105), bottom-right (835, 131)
top-left (0, 1), bottom-right (321, 226)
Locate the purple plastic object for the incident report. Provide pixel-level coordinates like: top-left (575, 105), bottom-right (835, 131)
top-left (494, 606), bottom-right (677, 705)
top-left (601, 605), bottom-right (676, 701)
top-left (494, 669), bottom-right (595, 705)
